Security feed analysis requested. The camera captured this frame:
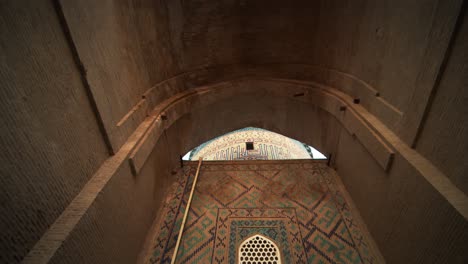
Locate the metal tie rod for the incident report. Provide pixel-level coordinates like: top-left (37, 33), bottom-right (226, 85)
top-left (171, 157), bottom-right (203, 264)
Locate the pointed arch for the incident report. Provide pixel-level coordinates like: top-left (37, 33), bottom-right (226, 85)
top-left (182, 127), bottom-right (326, 161)
top-left (238, 234), bottom-right (282, 264)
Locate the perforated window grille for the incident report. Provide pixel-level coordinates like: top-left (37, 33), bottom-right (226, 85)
top-left (238, 234), bottom-right (281, 264)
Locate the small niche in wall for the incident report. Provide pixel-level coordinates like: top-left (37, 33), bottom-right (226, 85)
top-left (246, 142), bottom-right (254, 150)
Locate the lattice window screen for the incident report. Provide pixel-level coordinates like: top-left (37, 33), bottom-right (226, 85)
top-left (238, 234), bottom-right (281, 264)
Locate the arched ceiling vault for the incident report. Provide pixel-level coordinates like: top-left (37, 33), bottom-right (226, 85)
top-left (130, 78), bottom-right (393, 173)
top-left (128, 78), bottom-right (468, 220)
top-left (6, 1), bottom-right (467, 263)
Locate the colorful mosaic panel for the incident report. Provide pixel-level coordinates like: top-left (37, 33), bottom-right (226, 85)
top-left (212, 208), bottom-right (305, 264)
top-left (190, 127), bottom-right (312, 160)
top-left (146, 162), bottom-right (381, 264)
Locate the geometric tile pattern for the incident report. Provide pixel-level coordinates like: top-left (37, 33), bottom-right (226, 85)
top-left (190, 127), bottom-right (312, 160)
top-left (321, 170), bottom-right (381, 264)
top-left (215, 208), bottom-right (303, 264)
top-left (146, 161), bottom-right (380, 264)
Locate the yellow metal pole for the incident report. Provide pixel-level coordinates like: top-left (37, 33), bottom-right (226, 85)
top-left (170, 157), bottom-right (203, 264)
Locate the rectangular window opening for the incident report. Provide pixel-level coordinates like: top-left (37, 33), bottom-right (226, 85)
top-left (246, 142), bottom-right (254, 150)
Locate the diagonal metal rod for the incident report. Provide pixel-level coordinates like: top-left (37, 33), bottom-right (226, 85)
top-left (171, 157), bottom-right (203, 264)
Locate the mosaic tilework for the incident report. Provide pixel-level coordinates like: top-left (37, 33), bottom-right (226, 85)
top-left (147, 166), bottom-right (195, 264)
top-left (214, 208), bottom-right (305, 264)
top-left (146, 162), bottom-right (381, 264)
top-left (190, 127), bottom-right (312, 160)
top-left (321, 171), bottom-right (382, 264)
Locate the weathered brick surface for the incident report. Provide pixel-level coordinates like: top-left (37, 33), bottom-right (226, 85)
top-left (1, 1), bottom-right (467, 263)
top-left (0, 1), bottom-right (108, 262)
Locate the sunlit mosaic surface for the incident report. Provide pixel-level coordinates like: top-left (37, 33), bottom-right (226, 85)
top-left (190, 127), bottom-right (313, 160)
top-left (146, 162), bottom-right (380, 264)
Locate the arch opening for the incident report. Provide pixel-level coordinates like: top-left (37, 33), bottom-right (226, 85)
top-left (182, 127), bottom-right (326, 161)
top-left (238, 234), bottom-right (282, 264)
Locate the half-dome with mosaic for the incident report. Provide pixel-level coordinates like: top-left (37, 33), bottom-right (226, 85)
top-left (185, 127), bottom-right (326, 161)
